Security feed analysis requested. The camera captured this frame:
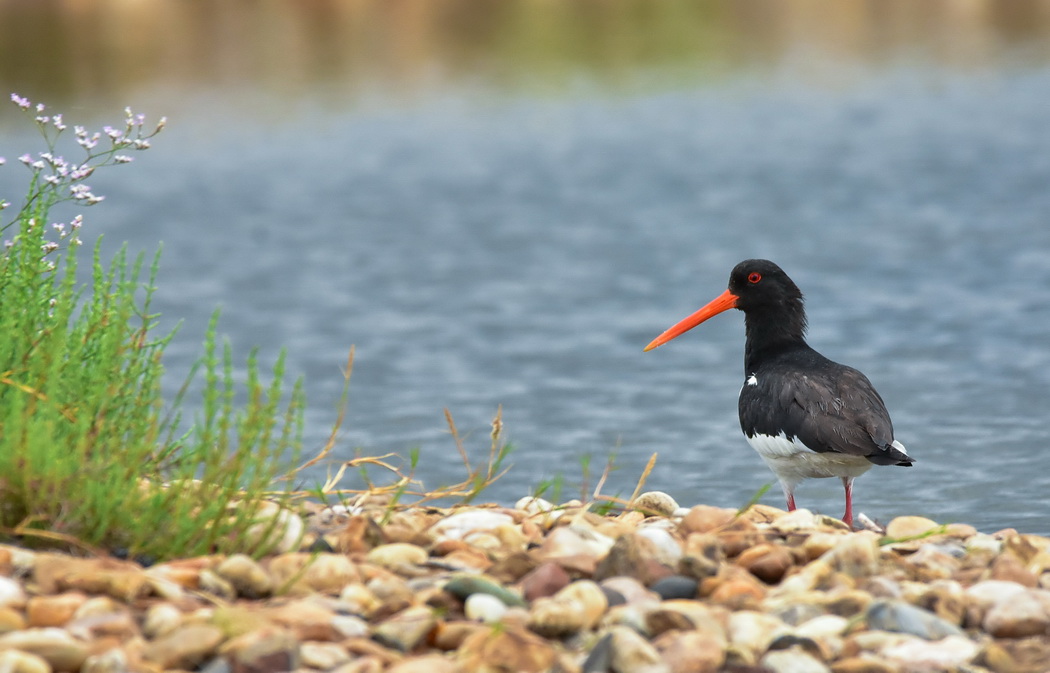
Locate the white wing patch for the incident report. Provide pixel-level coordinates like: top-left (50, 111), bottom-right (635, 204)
top-left (745, 432), bottom-right (874, 493)
top-left (891, 439), bottom-right (908, 456)
top-left (746, 374), bottom-right (758, 386)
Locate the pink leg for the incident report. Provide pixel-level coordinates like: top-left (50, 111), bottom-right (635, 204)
top-left (841, 477), bottom-right (854, 528)
top-left (785, 491), bottom-right (796, 512)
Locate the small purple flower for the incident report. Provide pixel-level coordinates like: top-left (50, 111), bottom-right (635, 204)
top-left (18, 153), bottom-right (31, 165)
top-left (114, 155), bottom-right (133, 164)
top-left (70, 215), bottom-right (83, 229)
top-left (35, 103), bottom-right (45, 113)
top-left (41, 241), bottom-right (59, 254)
top-left (0, 157), bottom-right (5, 166)
top-left (10, 93), bottom-right (30, 108)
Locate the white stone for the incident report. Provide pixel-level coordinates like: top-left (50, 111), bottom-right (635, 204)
top-left (465, 593), bottom-right (509, 623)
top-left (429, 509), bottom-right (515, 541)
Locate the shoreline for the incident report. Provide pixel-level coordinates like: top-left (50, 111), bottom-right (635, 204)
top-left (0, 493), bottom-right (1046, 672)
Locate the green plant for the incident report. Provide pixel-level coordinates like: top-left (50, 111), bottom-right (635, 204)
top-left (0, 94), bottom-right (304, 560)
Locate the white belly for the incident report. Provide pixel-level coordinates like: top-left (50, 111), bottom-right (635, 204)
top-left (745, 432), bottom-right (873, 492)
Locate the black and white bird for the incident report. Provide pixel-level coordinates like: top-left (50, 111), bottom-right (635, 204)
top-left (644, 259), bottom-right (913, 526)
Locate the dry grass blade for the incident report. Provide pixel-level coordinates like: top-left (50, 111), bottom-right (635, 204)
top-left (445, 407), bottom-right (472, 472)
top-left (287, 347), bottom-right (354, 478)
top-left (626, 452), bottom-right (658, 506)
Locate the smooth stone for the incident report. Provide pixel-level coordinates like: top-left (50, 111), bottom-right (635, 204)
top-left (636, 526), bottom-right (684, 567)
top-left (243, 501), bottom-right (304, 554)
top-left (142, 603), bottom-right (184, 638)
top-left (387, 654), bottom-right (460, 673)
top-left (26, 594), bottom-right (87, 627)
top-left (520, 562), bottom-right (571, 601)
top-left (528, 592), bottom-right (594, 637)
top-left (989, 552), bottom-right (1040, 587)
top-left (0, 650), bottom-right (52, 673)
top-left (372, 606), bottom-right (437, 652)
top-left (795, 614), bottom-right (849, 641)
top-left (464, 593), bottom-right (508, 623)
top-left (646, 600), bottom-right (728, 642)
top-left (582, 632), bottom-right (614, 673)
top-left (600, 576), bottom-right (660, 607)
top-left (265, 600), bottom-right (342, 641)
top-left (728, 610), bottom-right (791, 659)
top-left (760, 648), bottom-right (831, 673)
top-left (300, 641), bottom-right (350, 670)
top-left (444, 575), bottom-right (526, 607)
top-left (983, 590), bottom-right (1050, 638)
top-left (34, 556), bottom-right (148, 602)
top-left (515, 496), bottom-right (564, 524)
top-left (331, 614), bottom-right (370, 639)
top-left (824, 532), bottom-right (879, 578)
top-left (267, 552), bottom-right (359, 595)
top-left (737, 543), bottom-right (794, 584)
top-left (429, 509), bottom-right (514, 541)
top-left (143, 624), bottom-right (224, 670)
top-left (632, 491), bottom-right (680, 517)
top-left (65, 610), bottom-right (139, 642)
top-left (772, 508), bottom-right (820, 532)
top-left (0, 628), bottom-right (89, 672)
top-left (679, 533), bottom-right (725, 580)
top-left (879, 634), bottom-right (979, 670)
top-left (680, 505), bottom-right (736, 534)
top-left (457, 624), bottom-right (556, 672)
top-left (215, 553), bottom-right (274, 598)
top-left (198, 569), bottom-right (237, 600)
top-left (339, 583), bottom-right (381, 617)
top-left (559, 580), bottom-right (608, 627)
top-left (366, 543), bottom-right (429, 570)
top-left (594, 533), bottom-right (675, 585)
top-left (0, 607), bottom-right (27, 634)
top-left (608, 625), bottom-right (670, 673)
top-left (829, 654), bottom-right (898, 673)
top-left (81, 648), bottom-right (129, 673)
top-left (650, 575), bottom-right (698, 600)
top-left (536, 524), bottom-right (616, 560)
top-left (965, 579), bottom-right (1029, 610)
top-left (653, 629), bottom-right (726, 673)
top-left (0, 577), bottom-right (27, 609)
top-left (865, 600), bottom-right (964, 640)
top-left (221, 626), bottom-right (300, 673)
top-left (885, 516), bottom-right (941, 540)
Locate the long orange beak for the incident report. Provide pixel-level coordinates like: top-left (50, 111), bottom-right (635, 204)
top-left (644, 288), bottom-right (739, 351)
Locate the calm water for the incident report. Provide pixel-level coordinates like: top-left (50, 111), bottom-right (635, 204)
top-left (2, 1), bottom-right (1050, 534)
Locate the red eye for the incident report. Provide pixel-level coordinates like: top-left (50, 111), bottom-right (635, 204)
top-left (748, 272), bottom-right (762, 284)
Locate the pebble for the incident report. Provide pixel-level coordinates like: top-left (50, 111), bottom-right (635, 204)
top-left (520, 561), bottom-right (571, 601)
top-left (0, 650), bottom-right (52, 673)
top-left (649, 575), bottom-right (698, 600)
top-left (0, 627), bottom-right (89, 671)
top-left (631, 491), bottom-right (680, 517)
top-left (464, 593), bottom-right (508, 623)
top-left (0, 497), bottom-right (1045, 673)
top-left (215, 553), bottom-right (273, 598)
top-left (864, 599), bottom-right (965, 640)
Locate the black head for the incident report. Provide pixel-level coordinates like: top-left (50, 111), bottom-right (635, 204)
top-left (644, 258), bottom-right (808, 352)
top-left (726, 259), bottom-right (804, 315)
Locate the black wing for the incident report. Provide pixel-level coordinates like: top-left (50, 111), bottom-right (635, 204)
top-left (740, 356), bottom-right (912, 466)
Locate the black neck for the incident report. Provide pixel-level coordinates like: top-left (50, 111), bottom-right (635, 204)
top-left (742, 299), bottom-right (809, 372)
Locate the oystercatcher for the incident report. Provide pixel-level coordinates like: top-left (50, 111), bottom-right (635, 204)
top-left (644, 259), bottom-right (913, 526)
